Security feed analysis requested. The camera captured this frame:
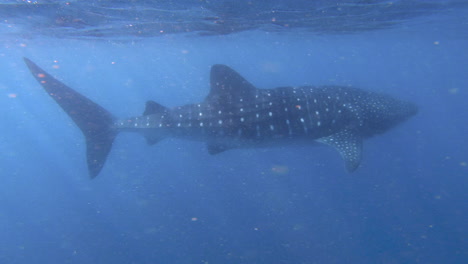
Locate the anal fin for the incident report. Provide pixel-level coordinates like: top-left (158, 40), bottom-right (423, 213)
top-left (144, 135), bottom-right (163, 146)
top-left (317, 129), bottom-right (363, 172)
top-left (207, 143), bottom-right (231, 155)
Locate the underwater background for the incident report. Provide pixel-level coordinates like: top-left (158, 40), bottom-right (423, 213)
top-left (0, 1), bottom-right (467, 263)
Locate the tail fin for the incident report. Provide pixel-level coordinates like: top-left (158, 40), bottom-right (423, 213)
top-left (24, 58), bottom-right (117, 178)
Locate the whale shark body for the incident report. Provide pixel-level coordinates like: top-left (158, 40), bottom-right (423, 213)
top-left (24, 58), bottom-right (417, 178)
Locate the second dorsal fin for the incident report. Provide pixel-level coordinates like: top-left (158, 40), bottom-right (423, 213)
top-left (143, 100), bottom-right (168, 116)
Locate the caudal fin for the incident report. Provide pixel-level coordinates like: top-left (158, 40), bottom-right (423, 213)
top-left (24, 58), bottom-right (117, 178)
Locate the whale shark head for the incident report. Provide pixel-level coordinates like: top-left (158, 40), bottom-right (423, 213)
top-left (357, 91), bottom-right (418, 137)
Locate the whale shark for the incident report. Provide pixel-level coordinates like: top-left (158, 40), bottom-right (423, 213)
top-left (24, 58), bottom-right (417, 178)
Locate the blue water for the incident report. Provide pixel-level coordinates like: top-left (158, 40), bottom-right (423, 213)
top-left (0, 1), bottom-right (467, 263)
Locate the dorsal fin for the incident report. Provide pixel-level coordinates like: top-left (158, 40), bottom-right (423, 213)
top-left (205, 64), bottom-right (256, 104)
top-left (143, 100), bottom-right (168, 116)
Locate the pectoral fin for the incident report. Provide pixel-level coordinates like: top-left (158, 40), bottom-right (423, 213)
top-left (317, 129), bottom-right (363, 172)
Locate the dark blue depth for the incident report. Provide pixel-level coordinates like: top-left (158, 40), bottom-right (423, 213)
top-left (0, 1), bottom-right (466, 264)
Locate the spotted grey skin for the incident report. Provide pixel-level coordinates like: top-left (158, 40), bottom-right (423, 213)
top-left (24, 58), bottom-right (417, 178)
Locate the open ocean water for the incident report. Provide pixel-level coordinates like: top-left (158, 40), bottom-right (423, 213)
top-left (0, 0), bottom-right (467, 263)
